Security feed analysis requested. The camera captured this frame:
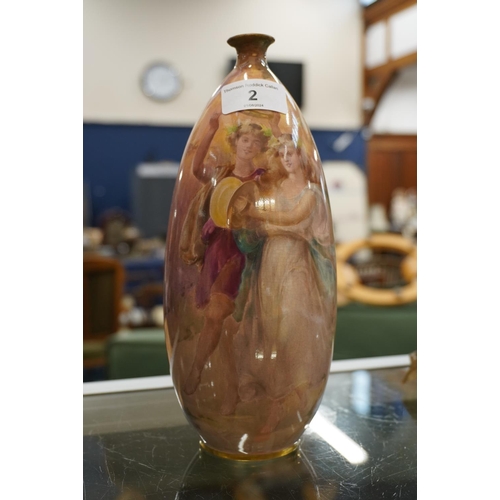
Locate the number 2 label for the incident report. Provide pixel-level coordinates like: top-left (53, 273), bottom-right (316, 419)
top-left (221, 79), bottom-right (287, 114)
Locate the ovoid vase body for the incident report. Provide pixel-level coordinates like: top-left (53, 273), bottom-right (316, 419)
top-left (164, 34), bottom-right (337, 460)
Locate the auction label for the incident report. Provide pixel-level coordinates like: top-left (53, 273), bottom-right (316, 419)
top-left (221, 79), bottom-right (287, 115)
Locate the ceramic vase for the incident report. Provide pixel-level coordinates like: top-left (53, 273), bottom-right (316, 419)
top-left (164, 33), bottom-right (337, 460)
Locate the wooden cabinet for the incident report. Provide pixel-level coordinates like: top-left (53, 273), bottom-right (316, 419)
top-left (367, 134), bottom-right (416, 213)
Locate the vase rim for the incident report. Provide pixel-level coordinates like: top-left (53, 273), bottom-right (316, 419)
top-left (227, 33), bottom-right (275, 53)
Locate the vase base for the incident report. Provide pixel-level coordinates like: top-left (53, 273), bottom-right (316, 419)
top-left (199, 440), bottom-right (300, 461)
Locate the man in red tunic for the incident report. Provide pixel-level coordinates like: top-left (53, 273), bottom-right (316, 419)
top-left (182, 114), bottom-right (271, 401)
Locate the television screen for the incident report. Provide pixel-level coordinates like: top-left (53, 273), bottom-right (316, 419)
top-left (228, 59), bottom-right (304, 109)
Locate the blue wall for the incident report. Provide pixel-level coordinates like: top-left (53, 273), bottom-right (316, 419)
top-left (83, 123), bottom-right (366, 226)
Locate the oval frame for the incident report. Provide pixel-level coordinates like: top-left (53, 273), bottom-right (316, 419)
top-left (336, 233), bottom-right (417, 306)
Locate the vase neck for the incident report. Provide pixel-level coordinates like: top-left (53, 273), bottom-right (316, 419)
top-left (227, 33), bottom-right (274, 69)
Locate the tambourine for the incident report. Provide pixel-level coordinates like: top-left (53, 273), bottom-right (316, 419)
top-left (210, 177), bottom-right (264, 229)
top-left (209, 177), bottom-right (243, 228)
top-left (336, 233), bottom-right (417, 306)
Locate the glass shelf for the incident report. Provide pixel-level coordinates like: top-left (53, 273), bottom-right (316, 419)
top-left (84, 364), bottom-right (416, 499)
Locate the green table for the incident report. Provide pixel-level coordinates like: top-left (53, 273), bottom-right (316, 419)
top-left (106, 301), bottom-right (416, 380)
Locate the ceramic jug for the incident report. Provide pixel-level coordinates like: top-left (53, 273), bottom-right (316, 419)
top-left (164, 33), bottom-right (337, 460)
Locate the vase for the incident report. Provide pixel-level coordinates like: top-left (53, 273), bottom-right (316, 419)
top-left (164, 33), bottom-right (337, 460)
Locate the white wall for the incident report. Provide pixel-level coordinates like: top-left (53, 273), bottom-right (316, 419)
top-left (371, 64), bottom-right (417, 134)
top-left (83, 0), bottom-right (363, 129)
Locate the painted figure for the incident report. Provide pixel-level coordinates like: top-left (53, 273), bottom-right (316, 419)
top-left (181, 113), bottom-right (273, 400)
top-left (228, 134), bottom-right (336, 432)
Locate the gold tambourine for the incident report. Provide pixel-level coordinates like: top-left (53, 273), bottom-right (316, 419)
top-left (336, 233), bottom-right (417, 306)
top-left (228, 181), bottom-right (264, 229)
top-left (210, 177), bottom-right (243, 228)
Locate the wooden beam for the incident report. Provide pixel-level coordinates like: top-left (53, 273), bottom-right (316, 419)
top-left (363, 52), bottom-right (416, 126)
top-left (366, 52), bottom-right (417, 77)
top-left (364, 0), bottom-right (417, 26)
top-left (362, 0), bottom-right (417, 127)
top-left (363, 70), bottom-right (396, 127)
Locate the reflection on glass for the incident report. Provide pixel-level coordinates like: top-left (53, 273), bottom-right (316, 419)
top-left (175, 448), bottom-right (331, 499)
top-left (351, 370), bottom-right (372, 416)
top-left (308, 411), bottom-right (369, 465)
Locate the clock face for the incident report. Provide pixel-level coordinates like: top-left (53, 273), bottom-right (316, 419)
top-left (141, 63), bottom-right (181, 102)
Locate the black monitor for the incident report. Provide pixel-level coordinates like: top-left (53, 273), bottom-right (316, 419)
top-left (228, 59), bottom-right (304, 109)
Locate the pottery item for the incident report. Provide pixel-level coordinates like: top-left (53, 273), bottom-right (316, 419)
top-left (164, 33), bottom-right (337, 460)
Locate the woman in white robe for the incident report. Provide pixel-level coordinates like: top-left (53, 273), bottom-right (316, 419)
top-left (230, 135), bottom-right (336, 433)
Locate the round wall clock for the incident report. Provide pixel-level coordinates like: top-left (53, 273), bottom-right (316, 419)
top-left (141, 63), bottom-right (182, 102)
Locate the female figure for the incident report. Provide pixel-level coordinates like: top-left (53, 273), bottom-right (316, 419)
top-left (182, 114), bottom-right (270, 399)
top-left (230, 134), bottom-right (335, 432)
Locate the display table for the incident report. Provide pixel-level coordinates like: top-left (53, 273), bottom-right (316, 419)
top-left (105, 302), bottom-right (417, 380)
top-left (83, 356), bottom-right (416, 498)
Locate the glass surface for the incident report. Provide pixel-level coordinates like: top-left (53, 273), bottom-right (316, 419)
top-left (83, 367), bottom-right (416, 499)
